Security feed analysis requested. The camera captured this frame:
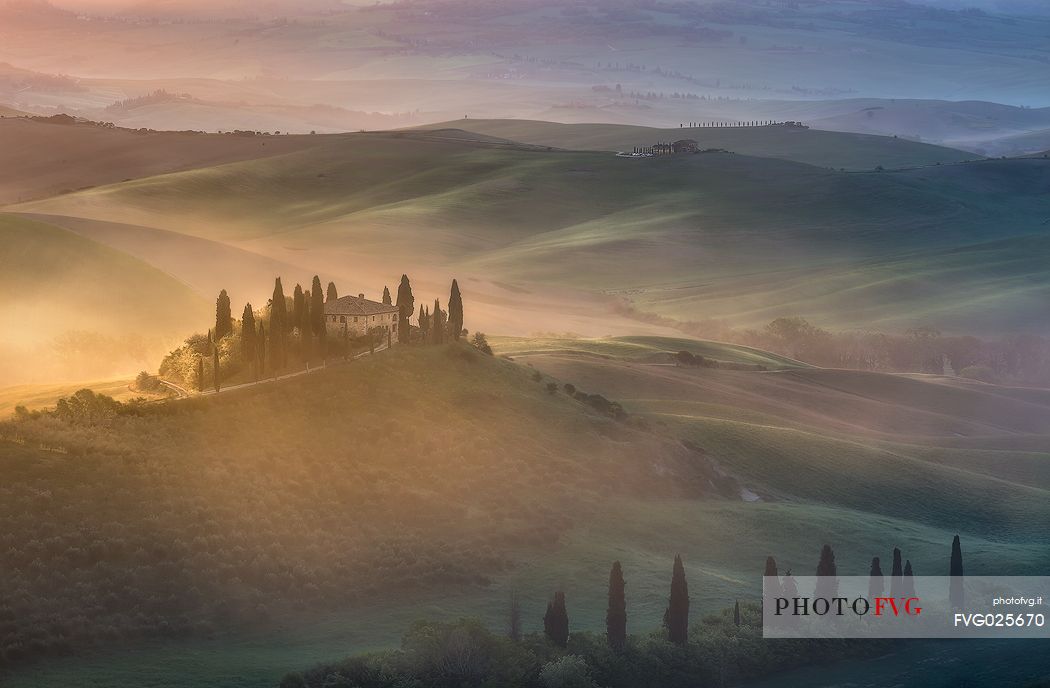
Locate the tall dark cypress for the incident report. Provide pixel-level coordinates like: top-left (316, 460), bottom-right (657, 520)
top-left (814, 544), bottom-right (838, 598)
top-left (395, 274), bottom-right (414, 343)
top-left (733, 600), bottom-right (741, 626)
top-left (326, 281), bottom-right (338, 303)
top-left (890, 547), bottom-right (903, 597)
top-left (868, 557), bottom-right (884, 600)
top-left (432, 299), bottom-right (446, 345)
top-left (543, 591), bottom-right (569, 647)
top-left (763, 555), bottom-right (781, 598)
top-left (197, 356), bottom-right (205, 392)
top-left (447, 279), bottom-right (463, 340)
top-left (950, 535), bottom-right (964, 608)
top-left (666, 554), bottom-right (689, 645)
top-left (606, 562), bottom-right (627, 651)
top-left (903, 560), bottom-right (916, 598)
top-left (212, 345), bottom-right (220, 392)
top-left (311, 276), bottom-right (325, 336)
top-left (241, 303), bottom-right (256, 363)
top-left (257, 323), bottom-right (266, 378)
top-left (270, 278), bottom-right (287, 369)
top-left (382, 286), bottom-right (392, 305)
top-left (215, 289), bottom-right (232, 339)
top-left (292, 284), bottom-right (306, 333)
top-left (311, 276), bottom-right (326, 360)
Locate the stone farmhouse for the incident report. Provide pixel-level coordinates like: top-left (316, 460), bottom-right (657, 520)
top-left (324, 293), bottom-right (399, 340)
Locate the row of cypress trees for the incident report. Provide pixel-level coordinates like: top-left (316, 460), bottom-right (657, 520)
top-left (765, 534), bottom-right (965, 605)
top-left (206, 274), bottom-right (467, 389)
top-left (536, 536), bottom-right (966, 652)
top-left (540, 554), bottom-right (692, 651)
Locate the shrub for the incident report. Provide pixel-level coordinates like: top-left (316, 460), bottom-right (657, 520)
top-left (539, 655), bottom-right (597, 688)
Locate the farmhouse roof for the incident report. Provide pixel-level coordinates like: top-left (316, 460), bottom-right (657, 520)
top-left (324, 294), bottom-right (398, 316)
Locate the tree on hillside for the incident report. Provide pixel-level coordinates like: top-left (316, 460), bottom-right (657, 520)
top-left (544, 591), bottom-right (569, 647)
top-left (950, 534), bottom-right (964, 608)
top-left (311, 276), bottom-right (326, 360)
top-left (890, 547), bottom-right (903, 598)
top-left (197, 356), bottom-right (205, 392)
top-left (212, 345), bottom-right (220, 393)
top-left (607, 561), bottom-right (627, 651)
top-left (432, 300), bottom-right (447, 345)
top-left (733, 599), bottom-right (741, 626)
top-left (868, 557), bottom-right (884, 600)
top-left (903, 560), bottom-right (916, 598)
top-left (270, 278), bottom-right (288, 369)
top-left (241, 303), bottom-right (256, 364)
top-left (418, 304), bottom-right (429, 343)
top-left (302, 295), bottom-right (313, 362)
top-left (382, 286), bottom-right (392, 305)
top-left (814, 544), bottom-right (838, 598)
top-left (215, 289), bottom-right (232, 339)
top-left (311, 276), bottom-right (325, 336)
top-left (293, 284), bottom-right (306, 333)
top-left (395, 274), bottom-right (414, 343)
top-left (764, 555), bottom-right (781, 597)
top-left (326, 281), bottom-right (338, 303)
top-left (257, 323), bottom-right (266, 378)
top-left (448, 279), bottom-right (463, 340)
top-left (666, 554), bottom-right (690, 645)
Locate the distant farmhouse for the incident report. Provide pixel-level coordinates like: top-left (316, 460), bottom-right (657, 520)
top-left (324, 293), bottom-right (399, 340)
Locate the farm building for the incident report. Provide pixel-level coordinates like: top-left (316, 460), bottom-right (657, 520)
top-left (324, 293), bottom-right (399, 340)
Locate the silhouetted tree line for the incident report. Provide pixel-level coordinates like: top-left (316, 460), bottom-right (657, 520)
top-left (285, 552), bottom-right (889, 688)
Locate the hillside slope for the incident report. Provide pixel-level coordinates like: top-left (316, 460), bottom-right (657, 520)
top-left (15, 133), bottom-right (1047, 336)
top-left (0, 213), bottom-right (210, 382)
top-left (0, 118), bottom-right (323, 204)
top-left (417, 119), bottom-right (977, 170)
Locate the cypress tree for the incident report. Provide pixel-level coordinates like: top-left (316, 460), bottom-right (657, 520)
top-left (257, 323), bottom-right (266, 378)
top-left (606, 561), bottom-right (627, 651)
top-left (448, 279), bottom-right (463, 340)
top-left (212, 345), bottom-right (220, 392)
top-left (890, 547), bottom-right (903, 597)
top-left (868, 557), bottom-right (884, 600)
top-left (418, 304), bottom-right (428, 343)
top-left (666, 554), bottom-right (689, 645)
top-left (543, 591), bottom-right (569, 647)
top-left (432, 299), bottom-right (446, 344)
top-left (382, 286), bottom-right (392, 305)
top-left (950, 535), bottom-right (964, 608)
top-left (197, 356), bottom-right (205, 392)
top-left (241, 303), bottom-right (256, 363)
top-left (733, 599), bottom-right (741, 626)
top-left (395, 274), bottom-right (414, 343)
top-left (903, 560), bottom-right (916, 598)
top-left (763, 555), bottom-right (781, 598)
top-left (215, 289), bottom-right (232, 339)
top-left (302, 295), bottom-right (312, 362)
top-left (815, 544), bottom-right (838, 598)
top-left (293, 284), bottom-right (306, 333)
top-left (311, 276), bottom-right (325, 336)
top-left (326, 281), bottom-right (338, 303)
top-left (271, 278), bottom-right (288, 369)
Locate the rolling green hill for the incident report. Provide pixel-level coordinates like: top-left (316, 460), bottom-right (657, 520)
top-left (15, 131), bottom-right (1047, 336)
top-left (5, 340), bottom-right (1048, 688)
top-left (417, 119), bottom-right (978, 170)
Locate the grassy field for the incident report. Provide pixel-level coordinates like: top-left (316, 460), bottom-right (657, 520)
top-left (418, 119), bottom-right (978, 170)
top-left (0, 377), bottom-right (138, 417)
top-left (4, 338), bottom-right (1049, 687)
